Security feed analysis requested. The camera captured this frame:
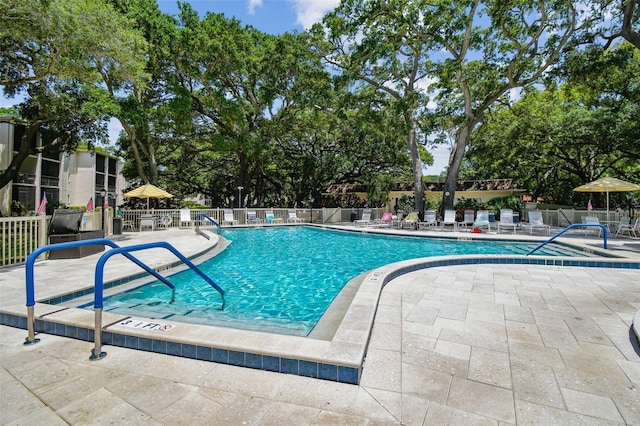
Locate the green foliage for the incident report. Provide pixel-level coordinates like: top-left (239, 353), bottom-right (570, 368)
top-left (180, 200), bottom-right (209, 209)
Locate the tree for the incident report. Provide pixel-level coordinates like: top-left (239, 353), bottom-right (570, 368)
top-left (594, 0), bottom-right (640, 49)
top-left (322, 1), bottom-right (436, 217)
top-left (464, 43), bottom-right (640, 205)
top-left (0, 0), bottom-right (147, 189)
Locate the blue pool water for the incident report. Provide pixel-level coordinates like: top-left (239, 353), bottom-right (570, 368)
top-left (91, 227), bottom-right (582, 335)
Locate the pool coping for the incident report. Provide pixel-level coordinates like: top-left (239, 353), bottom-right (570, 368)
top-left (1, 225), bottom-right (639, 385)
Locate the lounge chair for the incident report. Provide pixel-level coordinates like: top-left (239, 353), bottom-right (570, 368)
top-left (473, 210), bottom-right (492, 232)
top-left (139, 214), bottom-right (155, 231)
top-left (497, 209), bottom-right (518, 234)
top-left (522, 211), bottom-right (550, 235)
top-left (458, 209), bottom-right (475, 231)
top-left (401, 212), bottom-right (420, 230)
top-left (420, 210), bottom-right (438, 230)
top-left (287, 209), bottom-right (304, 223)
top-left (179, 208), bottom-right (193, 228)
top-left (222, 209), bottom-right (238, 226)
top-left (581, 216), bottom-right (602, 236)
top-left (439, 209), bottom-right (457, 231)
top-left (265, 210), bottom-right (282, 223)
top-left (615, 217), bottom-right (638, 238)
top-left (355, 209), bottom-right (373, 227)
top-left (247, 210), bottom-right (263, 224)
top-left (373, 212), bottom-right (393, 227)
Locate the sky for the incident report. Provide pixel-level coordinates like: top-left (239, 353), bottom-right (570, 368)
top-left (1, 0), bottom-right (449, 175)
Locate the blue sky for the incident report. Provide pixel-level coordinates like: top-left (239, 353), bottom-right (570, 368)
top-left (156, 0), bottom-right (340, 33)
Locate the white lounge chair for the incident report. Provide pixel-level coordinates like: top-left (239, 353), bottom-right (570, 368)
top-left (222, 209), bottom-right (238, 226)
top-left (473, 210), bottom-right (492, 232)
top-left (581, 216), bottom-right (602, 236)
top-left (402, 212), bottom-right (420, 230)
top-left (419, 210), bottom-right (437, 230)
top-left (247, 210), bottom-right (263, 224)
top-left (522, 211), bottom-right (550, 235)
top-left (287, 209), bottom-right (304, 223)
top-left (139, 214), bottom-right (155, 231)
top-left (439, 209), bottom-right (457, 231)
top-left (497, 209), bottom-right (518, 234)
top-left (616, 217), bottom-right (639, 238)
top-left (179, 208), bottom-right (193, 228)
top-left (355, 209), bottom-right (373, 227)
top-left (373, 212), bottom-right (393, 227)
top-left (458, 209), bottom-right (475, 231)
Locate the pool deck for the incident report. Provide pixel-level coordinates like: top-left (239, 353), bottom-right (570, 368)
top-left (2, 224), bottom-right (640, 424)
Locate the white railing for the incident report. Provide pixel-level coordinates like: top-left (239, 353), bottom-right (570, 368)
top-left (1, 215), bottom-right (48, 267)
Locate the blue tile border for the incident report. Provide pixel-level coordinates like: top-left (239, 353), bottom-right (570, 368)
top-left (2, 255), bottom-right (638, 385)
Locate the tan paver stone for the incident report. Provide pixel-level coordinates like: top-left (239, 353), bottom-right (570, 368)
top-left (613, 398), bottom-right (640, 425)
top-left (446, 377), bottom-right (515, 423)
top-left (554, 369), bottom-right (640, 403)
top-left (404, 304), bottom-right (439, 326)
top-left (506, 320), bottom-right (543, 345)
top-left (6, 356), bottom-right (83, 395)
top-left (0, 368), bottom-right (52, 425)
top-left (56, 387), bottom-right (157, 425)
top-left (537, 323), bottom-right (582, 352)
top-left (211, 394), bottom-right (275, 425)
top-left (468, 347), bottom-right (512, 389)
top-left (561, 387), bottom-right (624, 423)
top-left (368, 322), bottom-right (402, 351)
top-left (433, 317), bottom-right (466, 331)
top-left (374, 303), bottom-right (403, 325)
top-left (503, 305), bottom-right (535, 324)
top-left (402, 345), bottom-right (469, 378)
top-left (363, 387), bottom-right (402, 422)
top-left (463, 318), bottom-right (507, 341)
top-left (434, 339), bottom-right (471, 361)
top-left (510, 359), bottom-right (564, 409)
top-left (515, 398), bottom-right (620, 425)
top-left (495, 292), bottom-right (521, 306)
top-left (402, 331), bottom-right (437, 353)
top-left (560, 351), bottom-right (628, 382)
top-left (310, 410), bottom-right (369, 425)
top-left (360, 348), bottom-right (401, 392)
top-left (439, 328), bottom-right (508, 353)
top-left (508, 340), bottom-right (565, 370)
top-left (400, 393), bottom-right (430, 425)
top-left (424, 401), bottom-right (499, 425)
top-left (252, 401), bottom-right (322, 425)
top-left (437, 302), bottom-right (469, 321)
top-left (153, 391), bottom-right (223, 424)
top-left (401, 362), bottom-right (451, 404)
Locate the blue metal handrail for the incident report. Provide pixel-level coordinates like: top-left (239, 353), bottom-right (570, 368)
top-left (195, 213), bottom-right (221, 228)
top-left (24, 238), bottom-right (176, 345)
top-left (527, 224), bottom-right (608, 256)
top-left (90, 241), bottom-right (225, 359)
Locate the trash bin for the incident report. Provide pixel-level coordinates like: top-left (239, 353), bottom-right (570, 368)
top-left (113, 217), bottom-right (123, 235)
top-left (350, 211), bottom-right (357, 222)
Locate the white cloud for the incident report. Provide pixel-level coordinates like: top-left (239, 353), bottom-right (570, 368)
top-left (289, 0), bottom-right (340, 30)
top-left (248, 0), bottom-right (263, 15)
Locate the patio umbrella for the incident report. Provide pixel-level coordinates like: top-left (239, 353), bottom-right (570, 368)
top-left (124, 183), bottom-right (173, 211)
top-left (574, 177), bottom-right (640, 219)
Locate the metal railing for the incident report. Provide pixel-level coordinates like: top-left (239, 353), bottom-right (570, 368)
top-left (527, 223), bottom-right (608, 255)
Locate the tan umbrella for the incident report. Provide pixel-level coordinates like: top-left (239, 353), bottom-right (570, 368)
top-left (124, 183), bottom-right (173, 211)
top-left (574, 177), bottom-right (640, 219)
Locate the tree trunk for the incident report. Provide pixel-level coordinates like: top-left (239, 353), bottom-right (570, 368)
top-left (406, 115), bottom-right (425, 218)
top-left (0, 125), bottom-right (40, 190)
top-left (442, 125), bottom-right (470, 213)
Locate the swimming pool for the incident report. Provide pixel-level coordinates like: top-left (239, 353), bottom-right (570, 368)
top-left (79, 227), bottom-right (586, 335)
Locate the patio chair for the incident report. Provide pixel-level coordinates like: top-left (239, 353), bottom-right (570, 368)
top-left (373, 212), bottom-right (394, 227)
top-left (139, 214), bottom-right (155, 231)
top-left (247, 210), bottom-right (263, 224)
top-left (616, 217), bottom-right (638, 238)
top-left (581, 216), bottom-right (603, 236)
top-left (179, 208), bottom-right (193, 228)
top-left (458, 209), bottom-right (475, 231)
top-left (355, 209), bottom-right (373, 227)
top-left (497, 209), bottom-right (518, 234)
top-left (401, 212), bottom-right (420, 230)
top-left (287, 209), bottom-right (304, 223)
top-left (521, 210), bottom-right (550, 235)
top-left (222, 209), bottom-right (238, 226)
top-left (419, 210), bottom-right (437, 230)
top-left (265, 210), bottom-right (282, 223)
top-left (439, 209), bottom-right (458, 231)
top-left (473, 210), bottom-right (492, 232)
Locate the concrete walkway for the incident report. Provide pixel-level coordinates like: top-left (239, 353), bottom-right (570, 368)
top-left (2, 226), bottom-right (640, 424)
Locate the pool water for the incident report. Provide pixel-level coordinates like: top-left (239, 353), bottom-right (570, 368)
top-left (90, 227), bottom-right (581, 336)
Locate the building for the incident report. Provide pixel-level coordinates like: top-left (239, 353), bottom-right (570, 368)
top-left (0, 117), bottom-right (126, 216)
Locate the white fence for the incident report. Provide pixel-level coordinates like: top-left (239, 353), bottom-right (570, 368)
top-left (1, 215), bottom-right (47, 267)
